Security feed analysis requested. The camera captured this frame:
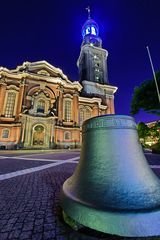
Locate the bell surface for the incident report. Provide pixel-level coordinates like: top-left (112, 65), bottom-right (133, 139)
top-left (60, 115), bottom-right (160, 237)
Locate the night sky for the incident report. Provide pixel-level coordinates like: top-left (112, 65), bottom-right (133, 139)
top-left (0, 0), bottom-right (160, 123)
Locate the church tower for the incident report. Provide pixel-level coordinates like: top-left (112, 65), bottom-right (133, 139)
top-left (77, 8), bottom-right (117, 110)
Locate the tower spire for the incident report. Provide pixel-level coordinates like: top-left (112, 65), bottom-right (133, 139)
top-left (86, 6), bottom-right (91, 19)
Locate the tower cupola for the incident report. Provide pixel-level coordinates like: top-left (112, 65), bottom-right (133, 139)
top-left (81, 7), bottom-right (102, 47)
top-left (82, 18), bottom-right (99, 38)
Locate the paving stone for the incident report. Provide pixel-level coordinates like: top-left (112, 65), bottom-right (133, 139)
top-left (12, 222), bottom-right (23, 230)
top-left (43, 230), bottom-right (56, 239)
top-left (0, 232), bottom-right (9, 240)
top-left (22, 222), bottom-right (34, 231)
top-left (7, 218), bottom-right (18, 224)
top-left (34, 219), bottom-right (44, 226)
top-left (0, 223), bottom-right (14, 232)
top-left (0, 152), bottom-right (159, 240)
top-left (32, 233), bottom-right (43, 240)
top-left (33, 225), bottom-right (43, 233)
top-left (19, 230), bottom-right (32, 239)
top-left (56, 235), bottom-right (68, 240)
top-left (44, 216), bottom-right (55, 224)
top-left (0, 220), bottom-right (8, 228)
top-left (44, 223), bottom-right (55, 231)
top-left (8, 229), bottom-right (21, 239)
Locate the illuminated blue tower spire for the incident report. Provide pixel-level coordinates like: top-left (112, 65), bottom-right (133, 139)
top-left (77, 7), bottom-right (108, 89)
top-left (81, 7), bottom-right (102, 47)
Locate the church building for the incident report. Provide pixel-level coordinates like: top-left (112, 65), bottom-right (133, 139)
top-left (0, 12), bottom-right (117, 149)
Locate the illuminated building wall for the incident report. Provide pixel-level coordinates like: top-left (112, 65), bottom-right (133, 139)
top-left (0, 14), bottom-right (117, 149)
top-left (0, 60), bottom-right (117, 149)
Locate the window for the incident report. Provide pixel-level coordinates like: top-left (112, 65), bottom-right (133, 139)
top-left (85, 108), bottom-right (91, 119)
top-left (37, 100), bottom-right (45, 113)
top-left (2, 129), bottom-right (9, 138)
top-left (64, 131), bottom-right (71, 140)
top-left (5, 92), bottom-right (16, 117)
top-left (64, 100), bottom-right (71, 121)
top-left (79, 107), bottom-right (92, 126)
top-left (79, 108), bottom-right (85, 126)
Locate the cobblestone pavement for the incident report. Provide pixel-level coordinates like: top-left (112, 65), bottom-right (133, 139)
top-left (0, 151), bottom-right (160, 240)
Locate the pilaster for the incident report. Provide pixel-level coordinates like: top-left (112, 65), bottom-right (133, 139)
top-left (105, 98), bottom-right (111, 114)
top-left (58, 88), bottom-right (63, 122)
top-left (92, 104), bottom-right (99, 117)
top-left (16, 79), bottom-right (25, 117)
top-left (0, 79), bottom-right (7, 116)
top-left (110, 98), bottom-right (115, 114)
top-left (73, 92), bottom-right (79, 124)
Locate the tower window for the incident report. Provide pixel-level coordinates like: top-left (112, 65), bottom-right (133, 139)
top-left (95, 63), bottom-right (100, 67)
top-left (5, 92), bottom-right (16, 117)
top-left (64, 100), bottom-right (71, 122)
top-left (91, 26), bottom-right (96, 35)
top-left (2, 129), bottom-right (9, 138)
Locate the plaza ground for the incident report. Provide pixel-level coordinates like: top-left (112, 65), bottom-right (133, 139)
top-left (0, 149), bottom-right (160, 240)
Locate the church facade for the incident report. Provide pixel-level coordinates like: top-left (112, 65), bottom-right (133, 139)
top-left (0, 14), bottom-right (117, 149)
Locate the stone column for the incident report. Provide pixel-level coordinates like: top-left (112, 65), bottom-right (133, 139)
top-left (58, 89), bottom-right (63, 122)
top-left (0, 79), bottom-right (7, 116)
top-left (16, 79), bottom-right (25, 117)
top-left (21, 122), bottom-right (25, 143)
top-left (73, 93), bottom-right (79, 124)
top-left (110, 97), bottom-right (115, 114)
top-left (92, 104), bottom-right (99, 117)
top-left (105, 98), bottom-right (111, 114)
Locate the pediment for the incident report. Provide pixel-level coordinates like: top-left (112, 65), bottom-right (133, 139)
top-left (13, 60), bottom-right (69, 81)
top-left (8, 60), bottom-right (82, 92)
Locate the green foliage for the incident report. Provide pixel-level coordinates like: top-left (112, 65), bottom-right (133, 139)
top-left (131, 72), bottom-right (160, 115)
top-left (137, 122), bottom-right (150, 143)
top-left (137, 121), bottom-right (160, 145)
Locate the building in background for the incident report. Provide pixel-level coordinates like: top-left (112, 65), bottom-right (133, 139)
top-left (0, 14), bottom-right (117, 149)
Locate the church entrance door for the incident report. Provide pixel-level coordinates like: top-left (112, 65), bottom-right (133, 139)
top-left (32, 125), bottom-right (45, 146)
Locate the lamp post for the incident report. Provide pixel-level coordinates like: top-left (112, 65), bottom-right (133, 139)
top-left (146, 46), bottom-right (160, 104)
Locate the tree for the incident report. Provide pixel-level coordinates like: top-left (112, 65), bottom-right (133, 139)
top-left (149, 124), bottom-right (159, 143)
top-left (137, 122), bottom-right (150, 145)
top-left (131, 72), bottom-right (160, 115)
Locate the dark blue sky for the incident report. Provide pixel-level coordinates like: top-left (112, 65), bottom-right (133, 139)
top-left (0, 0), bottom-right (160, 123)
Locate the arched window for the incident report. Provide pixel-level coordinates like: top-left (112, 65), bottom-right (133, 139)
top-left (5, 92), bottom-right (16, 117)
top-left (2, 129), bottom-right (9, 138)
top-left (64, 131), bottom-right (71, 140)
top-left (37, 100), bottom-right (45, 113)
top-left (64, 100), bottom-right (71, 122)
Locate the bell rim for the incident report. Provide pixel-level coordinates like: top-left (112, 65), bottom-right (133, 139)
top-left (61, 191), bottom-right (160, 237)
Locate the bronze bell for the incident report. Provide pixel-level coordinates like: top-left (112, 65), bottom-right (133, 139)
top-left (60, 115), bottom-right (160, 237)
